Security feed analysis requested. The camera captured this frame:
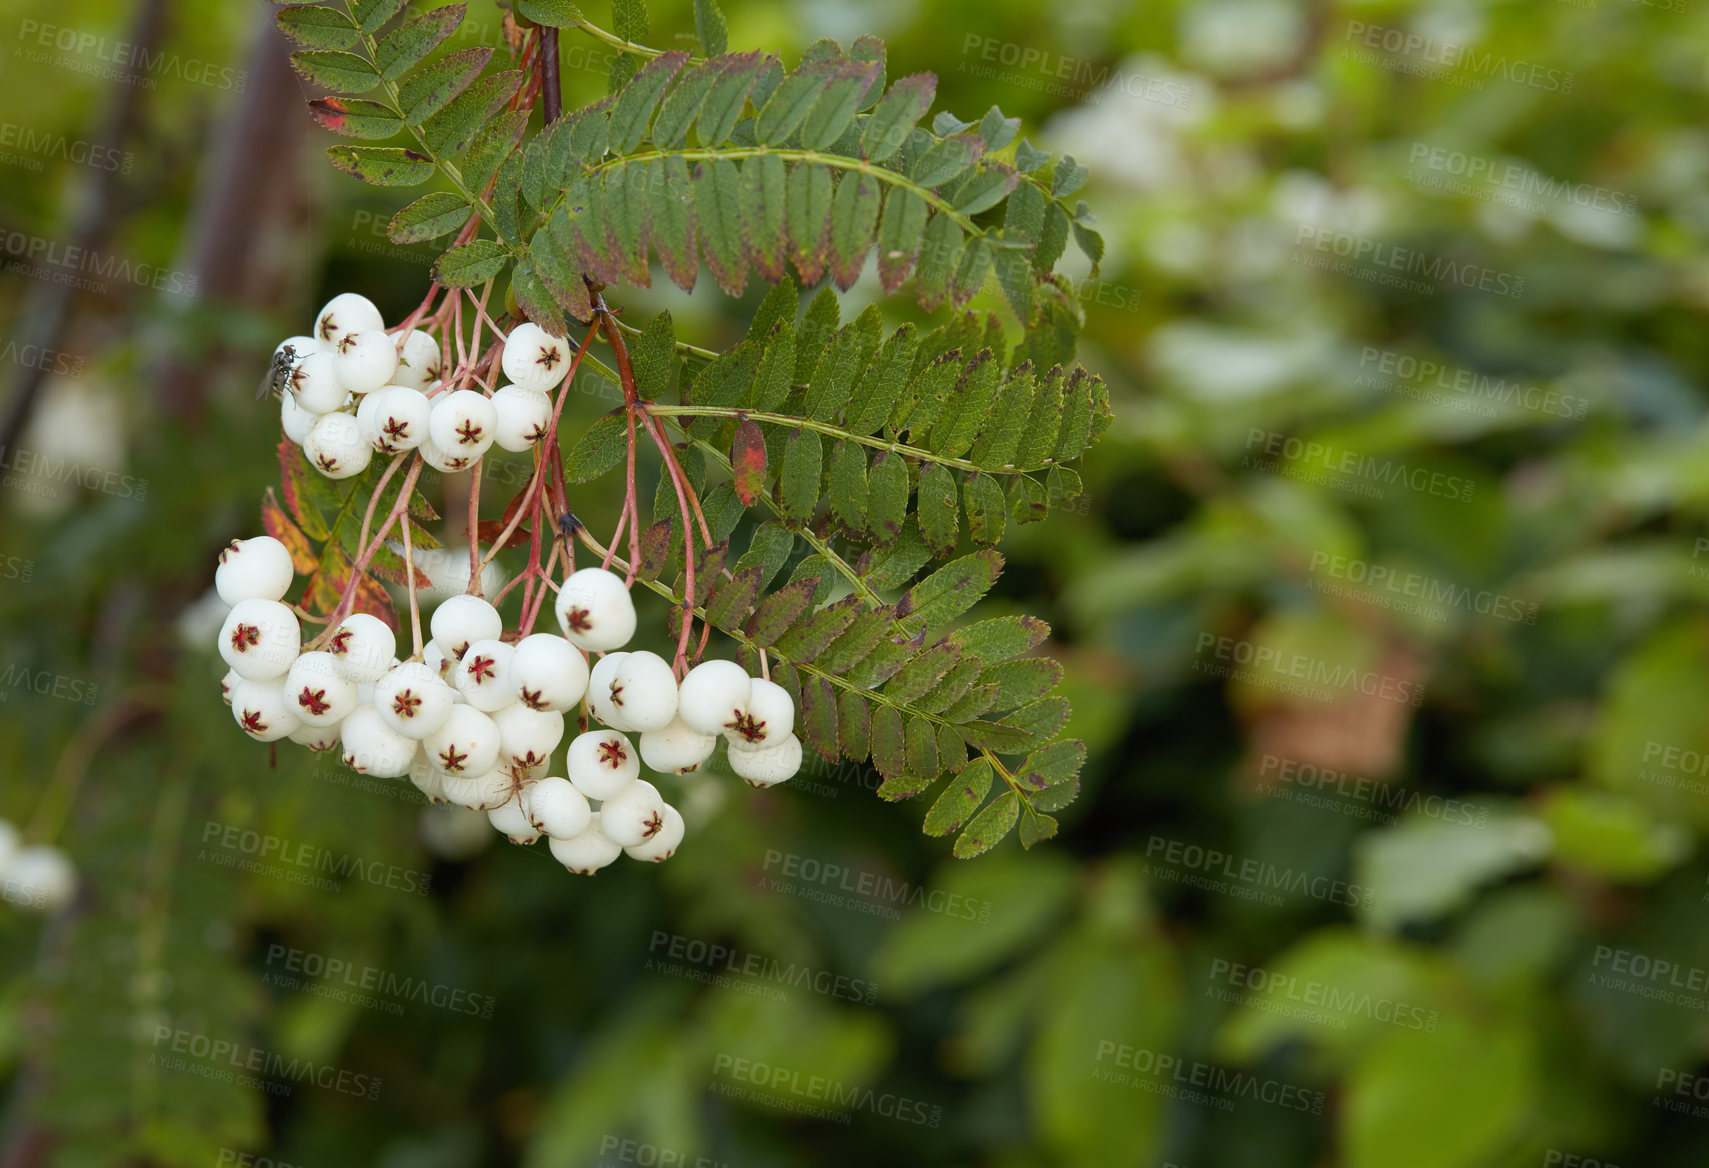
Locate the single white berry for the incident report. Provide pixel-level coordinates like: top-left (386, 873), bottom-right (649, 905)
top-left (587, 651), bottom-right (631, 730)
top-left (566, 728), bottom-right (639, 799)
top-left (624, 804), bottom-right (685, 862)
top-left (281, 388), bottom-right (316, 444)
top-left (510, 633), bottom-right (588, 712)
top-left (3, 845), bottom-right (75, 912)
top-left (547, 814), bottom-right (622, 873)
top-left (285, 651), bottom-right (359, 727)
top-left (315, 291), bottom-right (384, 348)
top-left (428, 389), bottom-right (497, 459)
top-left (361, 385), bottom-right (432, 453)
top-left (454, 638), bottom-right (516, 712)
top-left (218, 599), bottom-right (300, 680)
top-left (727, 677), bottom-right (794, 750)
top-left (488, 789), bottom-right (540, 844)
top-left (502, 322), bottom-right (572, 392)
top-left (219, 668), bottom-right (239, 706)
top-left (423, 641), bottom-right (452, 682)
top-left (288, 349), bottom-right (348, 414)
top-left (304, 411), bottom-right (372, 480)
top-left (339, 705), bottom-right (418, 776)
top-left (417, 432), bottom-right (476, 473)
top-left (491, 702), bottom-right (565, 771)
top-left (215, 535), bottom-right (295, 606)
top-left (639, 716), bottom-right (717, 774)
top-left (288, 721), bottom-right (342, 753)
top-left (393, 328), bottom-right (443, 390)
top-left (525, 775), bottom-right (591, 838)
top-left (374, 661), bottom-right (456, 739)
top-left (676, 659), bottom-right (751, 736)
top-left (423, 704), bottom-right (501, 777)
top-left (408, 753), bottom-right (447, 803)
top-left (430, 595), bottom-right (502, 661)
top-left (326, 612), bottom-right (396, 683)
top-left (491, 384), bottom-right (553, 452)
top-left (599, 778), bottom-right (668, 848)
top-left (440, 763), bottom-right (515, 811)
top-left (277, 334), bottom-right (323, 361)
top-left (229, 676), bottom-right (302, 742)
top-left (554, 567), bottom-right (636, 653)
top-left (611, 650), bottom-right (678, 731)
top-left (334, 329), bottom-right (399, 393)
top-left (728, 733), bottom-right (803, 788)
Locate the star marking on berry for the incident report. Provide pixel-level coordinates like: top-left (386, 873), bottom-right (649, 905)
top-left (382, 417), bottom-right (410, 441)
top-left (297, 686), bottom-right (331, 717)
top-left (343, 751), bottom-right (366, 772)
top-left (466, 654), bottom-right (497, 684)
top-left (317, 314), bottom-right (338, 341)
top-left (524, 421), bottom-right (548, 444)
top-left (437, 744), bottom-right (470, 773)
top-left (608, 681), bottom-right (625, 708)
top-left (454, 418), bottom-right (483, 445)
top-left (533, 345), bottom-right (563, 373)
top-left (514, 749), bottom-right (548, 768)
top-left (239, 708), bottom-right (267, 734)
top-left (727, 711), bottom-right (765, 744)
top-left (426, 360), bottom-right (444, 381)
top-left (563, 606), bottom-right (593, 634)
top-left (596, 738), bottom-right (628, 769)
top-left (229, 623), bottom-right (261, 653)
top-left (391, 689), bottom-right (422, 719)
top-left (447, 455), bottom-right (471, 470)
top-left (218, 540), bottom-right (240, 564)
top-left (315, 452), bottom-right (341, 473)
top-left (519, 686), bottom-right (547, 710)
top-left (337, 333), bottom-right (360, 354)
top-left (328, 628), bottom-right (353, 655)
top-left (640, 810), bottom-right (663, 839)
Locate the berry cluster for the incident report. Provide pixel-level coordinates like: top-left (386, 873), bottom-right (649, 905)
top-left (0, 820), bottom-right (75, 913)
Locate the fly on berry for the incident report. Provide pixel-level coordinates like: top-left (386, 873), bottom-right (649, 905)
top-left (257, 344), bottom-right (298, 401)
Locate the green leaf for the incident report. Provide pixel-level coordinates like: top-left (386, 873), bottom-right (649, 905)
top-left (693, 0), bottom-right (727, 56)
top-left (291, 49), bottom-right (379, 93)
top-left (912, 132), bottom-right (985, 188)
top-left (276, 5), bottom-right (360, 51)
top-left (785, 162), bottom-right (834, 286)
top-left (775, 428), bottom-right (823, 527)
top-left (916, 462), bottom-right (960, 557)
top-left (893, 347), bottom-right (962, 437)
top-left (694, 158), bottom-right (748, 295)
top-left (1017, 810), bottom-right (1058, 848)
top-left (351, 0), bottom-right (408, 34)
top-left (651, 59), bottom-right (717, 149)
top-left (820, 607), bottom-right (897, 673)
top-left (1072, 219), bottom-right (1104, 276)
top-left (963, 473), bottom-right (1006, 545)
top-left (374, 4), bottom-right (464, 81)
top-left (905, 714), bottom-right (939, 777)
top-left (800, 677), bottom-right (840, 761)
top-left (828, 171), bottom-right (881, 290)
top-left (528, 226), bottom-right (593, 324)
top-left (877, 768), bottom-right (937, 801)
top-left (885, 642), bottom-right (961, 705)
top-left (803, 314), bottom-right (874, 422)
top-left (508, 263), bottom-right (566, 338)
top-left (734, 522), bottom-right (794, 589)
top-left (1014, 366), bottom-right (1065, 469)
top-left (398, 46), bottom-right (492, 125)
top-left (793, 288), bottom-right (839, 384)
top-left (976, 106), bottom-right (1021, 151)
top-left (774, 594), bottom-right (860, 661)
top-left (697, 51), bottom-right (763, 146)
top-left (564, 409), bottom-right (628, 482)
top-left (650, 156), bottom-right (698, 290)
top-left (984, 657), bottom-right (1063, 709)
top-left (632, 312), bottom-right (677, 399)
top-left (754, 61), bottom-right (835, 144)
top-left (827, 440), bottom-right (868, 536)
top-left (951, 237), bottom-right (993, 308)
top-left (900, 550), bottom-right (1003, 627)
top-left (838, 687), bottom-right (872, 762)
top-left (844, 324), bottom-right (914, 434)
top-left (461, 108), bottom-right (529, 195)
top-left (326, 145), bottom-right (433, 186)
top-left (954, 790), bottom-right (1020, 857)
top-left (1009, 474), bottom-right (1048, 525)
top-left (740, 154), bottom-right (789, 282)
top-left (800, 61), bottom-right (878, 150)
top-left (746, 578), bottom-right (818, 646)
top-left (609, 51), bottom-right (689, 154)
top-left (862, 73), bottom-right (934, 163)
top-left (866, 450), bottom-right (909, 545)
top-left (924, 757), bottom-right (992, 836)
top-left (517, 0), bottom-right (581, 23)
top-left (307, 97), bottom-right (403, 139)
top-left (929, 349), bottom-right (1001, 459)
top-left (875, 189), bottom-right (929, 294)
top-left (706, 565), bottom-right (762, 627)
top-left (954, 164), bottom-right (1020, 215)
top-left (1055, 367), bottom-right (1098, 462)
top-left (431, 238), bottom-right (510, 287)
top-left (421, 70), bottom-right (524, 156)
top-left (914, 212), bottom-right (964, 312)
top-left (1052, 155), bottom-right (1086, 198)
top-left (871, 703), bottom-right (906, 778)
top-left (601, 163), bottom-right (650, 284)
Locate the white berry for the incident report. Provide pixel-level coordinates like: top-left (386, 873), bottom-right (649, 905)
top-left (639, 716), bottom-right (717, 774)
top-left (288, 722), bottom-right (342, 753)
top-left (525, 775), bottom-right (592, 838)
top-left (555, 567), bottom-right (636, 652)
top-left (281, 389), bottom-right (316, 443)
top-left (417, 433), bottom-right (476, 473)
top-left (587, 651), bottom-right (632, 730)
top-left (491, 384), bottom-right (553, 452)
top-left (408, 753), bottom-right (447, 803)
top-left (315, 291), bottom-right (384, 348)
top-left (728, 677), bottom-right (794, 750)
top-left (428, 389), bottom-right (497, 459)
top-left (339, 705), bottom-right (418, 776)
top-left (219, 599), bottom-right (300, 680)
top-left (219, 669), bottom-right (239, 706)
top-left (334, 329), bottom-right (398, 393)
top-left (677, 659), bottom-right (751, 736)
top-left (599, 778), bottom-right (668, 848)
top-left (488, 790), bottom-right (540, 844)
top-left (454, 638), bottom-right (516, 713)
top-left (374, 661), bottom-right (455, 739)
top-left (215, 536), bottom-right (294, 606)
top-left (362, 385), bottom-right (432, 453)
top-left (502, 322), bottom-right (572, 392)
top-left (728, 733), bottom-right (803, 788)
top-left (424, 704), bottom-right (501, 777)
top-left (510, 633), bottom-right (588, 712)
top-left (430, 595), bottom-right (502, 661)
top-left (3, 845), bottom-right (75, 912)
top-left (304, 411), bottom-right (372, 480)
top-left (393, 329), bottom-right (443, 390)
top-left (440, 764), bottom-right (515, 811)
top-left (326, 612), bottom-right (396, 683)
top-left (285, 651), bottom-right (359, 727)
top-left (611, 651), bottom-right (678, 731)
top-left (491, 702), bottom-right (564, 771)
top-left (288, 349), bottom-right (348, 414)
top-left (566, 728), bottom-right (639, 799)
top-left (229, 676), bottom-right (302, 742)
top-left (624, 804), bottom-right (685, 862)
top-left (547, 814), bottom-right (622, 873)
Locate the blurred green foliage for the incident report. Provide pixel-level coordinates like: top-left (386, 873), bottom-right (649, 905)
top-left (4, 0), bottom-right (1709, 1165)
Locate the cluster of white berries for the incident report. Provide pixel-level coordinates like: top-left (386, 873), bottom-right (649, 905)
top-left (212, 532), bottom-right (803, 875)
top-left (0, 820), bottom-right (75, 914)
top-left (278, 292), bottom-right (573, 479)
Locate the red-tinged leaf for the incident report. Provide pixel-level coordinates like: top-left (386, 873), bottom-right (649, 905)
top-left (260, 490), bottom-right (318, 573)
top-left (731, 418), bottom-right (767, 505)
top-left (276, 438), bottom-right (330, 539)
top-left (474, 517), bottom-right (531, 550)
top-left (800, 675), bottom-right (840, 762)
top-left (307, 96), bottom-right (404, 138)
top-left (347, 570), bottom-right (398, 626)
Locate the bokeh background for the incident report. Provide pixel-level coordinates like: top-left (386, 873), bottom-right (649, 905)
top-left (2, 0), bottom-right (1705, 1165)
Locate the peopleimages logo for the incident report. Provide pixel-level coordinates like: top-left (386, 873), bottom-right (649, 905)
top-left (1356, 346), bottom-right (1588, 421)
top-left (1243, 428), bottom-right (1477, 503)
top-left (16, 19), bottom-right (247, 92)
top-left (1207, 958), bottom-right (1441, 1032)
top-left (1342, 20), bottom-right (1575, 93)
top-left (1407, 143), bottom-right (1638, 218)
top-left (1294, 225), bottom-right (1525, 299)
top-left (1092, 1042), bottom-right (1326, 1114)
top-left (1307, 551), bottom-right (1539, 625)
top-left (150, 1025), bottom-right (381, 1100)
top-left (1144, 835), bottom-right (1375, 909)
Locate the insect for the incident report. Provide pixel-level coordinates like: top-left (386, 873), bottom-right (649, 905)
top-left (256, 344), bottom-right (299, 401)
